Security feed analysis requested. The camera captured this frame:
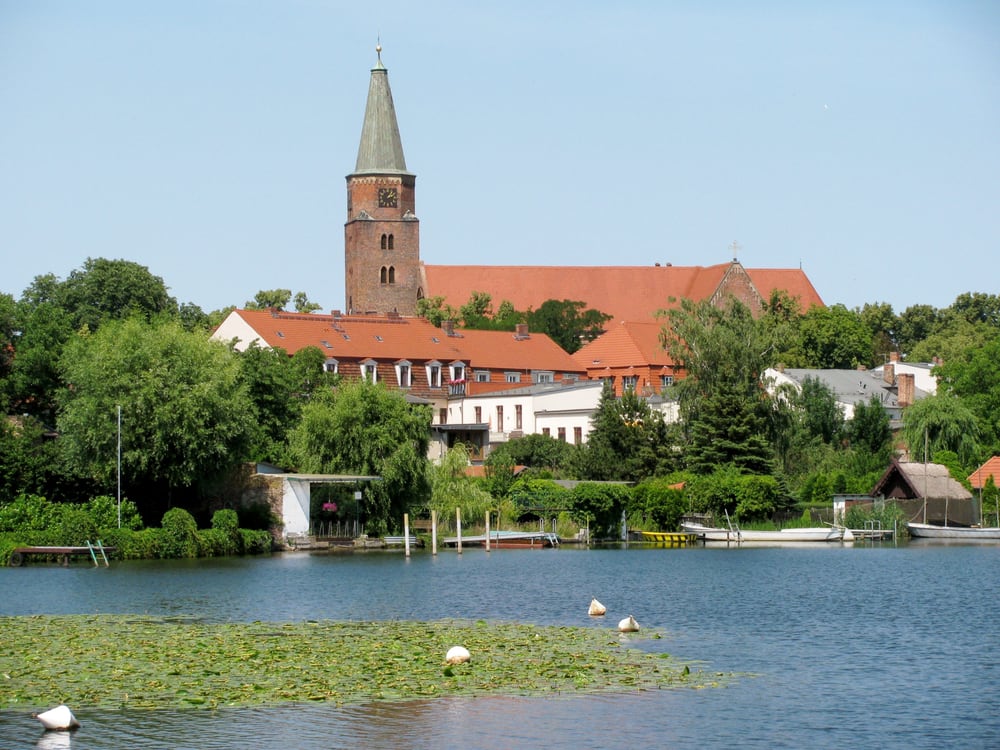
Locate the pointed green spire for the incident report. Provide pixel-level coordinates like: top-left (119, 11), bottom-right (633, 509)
top-left (353, 43), bottom-right (411, 175)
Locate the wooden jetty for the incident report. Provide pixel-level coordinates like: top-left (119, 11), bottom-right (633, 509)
top-left (442, 530), bottom-right (560, 548)
top-left (9, 540), bottom-right (113, 567)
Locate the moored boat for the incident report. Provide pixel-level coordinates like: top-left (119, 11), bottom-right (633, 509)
top-left (681, 522), bottom-right (843, 543)
top-left (906, 522), bottom-right (1000, 540)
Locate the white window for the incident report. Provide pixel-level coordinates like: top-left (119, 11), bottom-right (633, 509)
top-left (475, 370), bottom-right (490, 383)
top-left (660, 375), bottom-right (674, 388)
top-left (505, 372), bottom-right (521, 384)
top-left (362, 360), bottom-right (378, 383)
top-left (395, 361), bottom-right (411, 388)
top-left (324, 358), bottom-right (338, 374)
top-left (426, 362), bottom-right (442, 388)
top-left (533, 371), bottom-right (554, 384)
top-left (450, 362), bottom-right (466, 382)
top-left (622, 375), bottom-right (638, 391)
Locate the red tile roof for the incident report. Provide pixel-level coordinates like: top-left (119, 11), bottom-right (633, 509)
top-left (572, 321), bottom-right (672, 370)
top-left (969, 457), bottom-right (1000, 490)
top-left (422, 262), bottom-right (824, 323)
top-left (216, 309), bottom-right (584, 375)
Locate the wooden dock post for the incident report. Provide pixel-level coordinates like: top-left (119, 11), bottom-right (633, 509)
top-left (431, 510), bottom-right (438, 555)
top-left (404, 513), bottom-right (411, 557)
top-left (456, 507), bottom-right (462, 554)
top-left (485, 511), bottom-right (491, 551)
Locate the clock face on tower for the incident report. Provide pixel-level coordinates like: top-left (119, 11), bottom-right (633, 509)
top-left (378, 187), bottom-right (398, 208)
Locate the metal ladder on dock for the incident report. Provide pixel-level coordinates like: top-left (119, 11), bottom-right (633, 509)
top-left (86, 540), bottom-right (110, 567)
top-left (723, 510), bottom-right (742, 545)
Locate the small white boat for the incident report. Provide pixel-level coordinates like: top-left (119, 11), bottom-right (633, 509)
top-left (681, 522), bottom-right (843, 543)
top-left (907, 522), bottom-right (1000, 540)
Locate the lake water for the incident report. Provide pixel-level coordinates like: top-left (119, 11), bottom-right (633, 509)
top-left (2, 540), bottom-right (999, 749)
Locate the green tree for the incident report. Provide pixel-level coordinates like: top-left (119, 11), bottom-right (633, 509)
top-left (569, 482), bottom-right (630, 539)
top-left (797, 376), bottom-right (845, 444)
top-left (56, 317), bottom-right (253, 509)
top-left (901, 393), bottom-right (981, 466)
top-left (8, 299), bottom-right (74, 421)
top-left (236, 344), bottom-right (303, 463)
top-left (896, 304), bottom-right (940, 355)
top-left (526, 299), bottom-right (611, 354)
top-left (429, 444), bottom-right (493, 527)
top-left (575, 382), bottom-right (671, 481)
top-left (293, 292), bottom-right (322, 314)
top-left (933, 332), bottom-right (1000, 451)
top-left (858, 301), bottom-right (899, 364)
top-left (287, 380), bottom-right (431, 535)
top-left (847, 397), bottom-right (892, 457)
top-left (415, 296), bottom-right (458, 327)
top-left (488, 433), bottom-right (573, 474)
top-left (796, 304), bottom-right (872, 369)
top-left (58, 257), bottom-right (177, 331)
top-left (661, 298), bottom-right (777, 475)
top-left (245, 289), bottom-right (292, 310)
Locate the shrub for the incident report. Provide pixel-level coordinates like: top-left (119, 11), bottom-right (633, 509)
top-left (85, 495), bottom-right (144, 531)
top-left (159, 508), bottom-right (199, 558)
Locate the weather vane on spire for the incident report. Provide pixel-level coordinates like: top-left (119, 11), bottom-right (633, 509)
top-left (376, 37), bottom-right (382, 65)
top-left (730, 240), bottom-right (742, 262)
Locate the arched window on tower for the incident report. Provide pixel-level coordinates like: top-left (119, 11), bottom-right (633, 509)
top-left (387, 266), bottom-right (395, 283)
top-left (380, 234), bottom-right (388, 250)
top-left (387, 234), bottom-right (394, 250)
top-left (380, 267), bottom-right (388, 284)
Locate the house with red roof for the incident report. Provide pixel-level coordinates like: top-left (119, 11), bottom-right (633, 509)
top-left (212, 308), bottom-right (588, 461)
top-left (969, 457), bottom-right (1000, 491)
top-left (571, 320), bottom-right (681, 398)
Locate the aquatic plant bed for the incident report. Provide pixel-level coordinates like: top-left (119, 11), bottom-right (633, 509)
top-left (0, 615), bottom-right (728, 710)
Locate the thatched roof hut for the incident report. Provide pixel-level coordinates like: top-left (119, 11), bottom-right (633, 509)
top-left (871, 459), bottom-right (975, 525)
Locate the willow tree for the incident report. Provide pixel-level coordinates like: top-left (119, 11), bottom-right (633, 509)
top-left (288, 379), bottom-right (431, 535)
top-left (901, 393), bottom-right (981, 467)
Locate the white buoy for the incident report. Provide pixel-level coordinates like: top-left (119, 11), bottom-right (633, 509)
top-left (842, 527), bottom-right (856, 542)
top-left (33, 704), bottom-right (80, 731)
top-left (445, 645), bottom-right (471, 664)
top-left (617, 615), bottom-right (640, 633)
top-left (588, 598), bottom-right (607, 616)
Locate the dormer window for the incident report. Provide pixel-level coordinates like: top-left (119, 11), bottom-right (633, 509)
top-left (324, 358), bottom-right (339, 374)
top-left (426, 361), bottom-right (442, 388)
top-left (450, 362), bottom-right (466, 383)
top-left (395, 360), bottom-right (412, 388)
top-left (362, 359), bottom-right (378, 383)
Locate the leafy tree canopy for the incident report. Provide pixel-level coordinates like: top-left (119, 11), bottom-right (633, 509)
top-left (56, 317), bottom-right (253, 501)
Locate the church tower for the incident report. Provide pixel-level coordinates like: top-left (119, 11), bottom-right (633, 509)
top-left (345, 46), bottom-right (421, 315)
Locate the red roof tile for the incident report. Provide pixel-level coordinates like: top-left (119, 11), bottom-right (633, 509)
top-left (422, 262), bottom-right (823, 324)
top-left (572, 321), bottom-right (672, 370)
top-left (216, 309), bottom-right (585, 376)
top-left (969, 456), bottom-right (1000, 489)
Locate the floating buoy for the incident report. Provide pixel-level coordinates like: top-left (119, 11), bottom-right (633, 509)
top-left (588, 598), bottom-right (607, 616)
top-left (33, 704), bottom-right (80, 731)
top-left (842, 528), bottom-right (855, 542)
top-left (445, 645), bottom-right (471, 664)
top-left (617, 615), bottom-right (639, 633)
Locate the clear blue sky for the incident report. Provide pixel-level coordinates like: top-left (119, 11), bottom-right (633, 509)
top-left (2, 1), bottom-right (998, 316)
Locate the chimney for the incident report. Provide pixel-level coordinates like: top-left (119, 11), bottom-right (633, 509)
top-left (515, 323), bottom-right (529, 339)
top-left (898, 373), bottom-right (915, 408)
top-left (442, 320), bottom-right (455, 336)
top-left (889, 351), bottom-right (900, 363)
top-left (884, 362), bottom-right (895, 385)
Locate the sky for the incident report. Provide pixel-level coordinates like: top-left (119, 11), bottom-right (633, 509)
top-left (2, 1), bottom-right (998, 316)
